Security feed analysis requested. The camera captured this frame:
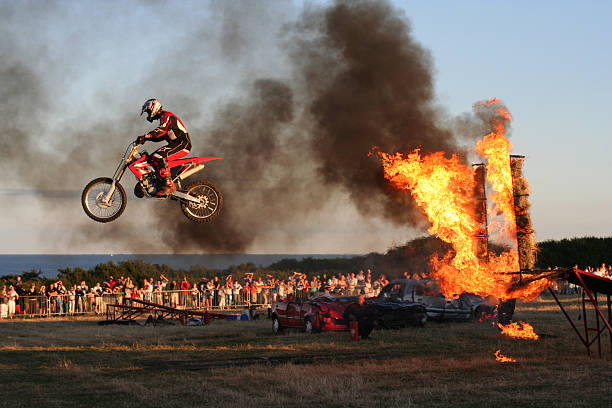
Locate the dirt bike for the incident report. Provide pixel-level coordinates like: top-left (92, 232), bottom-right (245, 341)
top-left (81, 141), bottom-right (223, 223)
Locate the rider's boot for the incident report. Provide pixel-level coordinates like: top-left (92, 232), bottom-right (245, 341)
top-left (154, 166), bottom-right (176, 197)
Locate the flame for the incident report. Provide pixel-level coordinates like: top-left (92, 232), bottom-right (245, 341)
top-left (474, 100), bottom-right (516, 239)
top-left (376, 98), bottom-right (552, 300)
top-left (497, 321), bottom-right (539, 340)
top-left (494, 349), bottom-right (517, 363)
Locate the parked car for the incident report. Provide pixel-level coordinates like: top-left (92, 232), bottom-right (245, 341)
top-left (270, 294), bottom-right (426, 333)
top-left (377, 279), bottom-right (496, 321)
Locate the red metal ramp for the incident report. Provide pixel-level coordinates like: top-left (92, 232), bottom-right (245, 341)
top-left (549, 268), bottom-right (612, 358)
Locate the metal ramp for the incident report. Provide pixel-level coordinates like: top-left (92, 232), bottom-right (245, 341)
top-left (105, 298), bottom-right (227, 325)
top-left (548, 268), bottom-right (612, 359)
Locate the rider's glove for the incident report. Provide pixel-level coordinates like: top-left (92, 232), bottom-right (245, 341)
top-left (136, 135), bottom-right (146, 145)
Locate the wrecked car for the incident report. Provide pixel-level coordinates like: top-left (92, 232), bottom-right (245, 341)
top-left (271, 295), bottom-right (352, 333)
top-left (378, 279), bottom-right (496, 321)
top-left (271, 294), bottom-right (426, 333)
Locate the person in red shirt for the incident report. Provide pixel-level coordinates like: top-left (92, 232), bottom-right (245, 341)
top-left (180, 277), bottom-right (191, 307)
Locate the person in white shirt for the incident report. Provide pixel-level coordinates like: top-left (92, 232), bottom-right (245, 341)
top-left (233, 281), bottom-right (243, 306)
top-left (347, 273), bottom-right (358, 295)
top-left (7, 285), bottom-right (19, 318)
top-left (218, 285), bottom-right (226, 309)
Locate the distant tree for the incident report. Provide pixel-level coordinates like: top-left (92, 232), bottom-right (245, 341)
top-left (536, 236), bottom-right (612, 269)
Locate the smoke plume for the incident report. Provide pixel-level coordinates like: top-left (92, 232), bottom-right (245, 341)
top-left (1, 0), bottom-right (487, 253)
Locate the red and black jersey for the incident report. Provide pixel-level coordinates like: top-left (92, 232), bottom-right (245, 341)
top-left (145, 111), bottom-right (192, 149)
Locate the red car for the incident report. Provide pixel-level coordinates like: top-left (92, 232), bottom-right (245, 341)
top-left (271, 294), bottom-right (427, 333)
top-left (271, 295), bottom-right (353, 333)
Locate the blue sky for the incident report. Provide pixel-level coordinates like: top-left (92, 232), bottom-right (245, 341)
top-left (0, 0), bottom-right (610, 253)
top-left (400, 1), bottom-right (611, 239)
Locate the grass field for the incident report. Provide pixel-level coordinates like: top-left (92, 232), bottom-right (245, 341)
top-left (0, 295), bottom-right (610, 408)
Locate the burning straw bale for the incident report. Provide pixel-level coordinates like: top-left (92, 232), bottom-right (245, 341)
top-left (511, 156), bottom-right (537, 270)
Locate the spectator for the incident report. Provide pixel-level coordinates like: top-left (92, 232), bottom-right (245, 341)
top-left (68, 286), bottom-right (76, 315)
top-left (0, 286), bottom-right (8, 318)
top-left (278, 281), bottom-right (286, 300)
top-left (356, 270), bottom-right (365, 286)
top-left (364, 278), bottom-right (374, 298)
top-left (39, 285), bottom-right (47, 316)
top-left (169, 280), bottom-right (179, 307)
top-left (190, 283), bottom-right (199, 308)
top-left (56, 281), bottom-right (66, 315)
top-left (212, 276), bottom-right (220, 306)
top-left (205, 279), bottom-right (214, 309)
top-left (87, 288), bottom-right (95, 313)
top-left (181, 276), bottom-right (191, 306)
top-left (218, 283), bottom-right (227, 310)
top-left (250, 281), bottom-right (258, 305)
top-left (15, 276), bottom-right (25, 314)
top-left (7, 285), bottom-right (19, 319)
top-left (256, 278), bottom-right (264, 304)
top-left (347, 273), bottom-right (357, 296)
top-left (225, 280), bottom-right (233, 307)
top-left (26, 284), bottom-right (37, 317)
top-left (233, 280), bottom-right (242, 306)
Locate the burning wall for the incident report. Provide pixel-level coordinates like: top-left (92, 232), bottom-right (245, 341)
top-left (376, 98), bottom-right (551, 302)
top-left (472, 163), bottom-right (488, 263)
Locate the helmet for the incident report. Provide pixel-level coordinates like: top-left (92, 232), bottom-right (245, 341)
top-left (141, 99), bottom-right (163, 122)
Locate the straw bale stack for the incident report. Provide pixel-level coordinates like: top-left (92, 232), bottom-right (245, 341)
top-left (511, 157), bottom-right (537, 270)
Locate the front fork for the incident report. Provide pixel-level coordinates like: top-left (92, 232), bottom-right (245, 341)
top-left (102, 163), bottom-right (128, 204)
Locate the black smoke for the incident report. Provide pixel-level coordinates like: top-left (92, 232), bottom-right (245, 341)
top-left (1, 0), bottom-right (484, 253)
top-left (287, 0), bottom-right (468, 226)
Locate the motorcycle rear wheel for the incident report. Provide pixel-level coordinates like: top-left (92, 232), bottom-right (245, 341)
top-left (180, 180), bottom-right (222, 223)
top-left (81, 177), bottom-right (127, 223)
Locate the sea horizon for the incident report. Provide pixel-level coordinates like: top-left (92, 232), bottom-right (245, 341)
top-left (0, 253), bottom-right (361, 278)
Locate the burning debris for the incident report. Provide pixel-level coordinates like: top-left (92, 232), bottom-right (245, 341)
top-left (375, 98), bottom-right (552, 303)
top-left (494, 349), bottom-right (517, 363)
top-left (497, 321), bottom-right (539, 340)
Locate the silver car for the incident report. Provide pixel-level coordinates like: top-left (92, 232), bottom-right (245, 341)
top-left (378, 279), bottom-right (496, 321)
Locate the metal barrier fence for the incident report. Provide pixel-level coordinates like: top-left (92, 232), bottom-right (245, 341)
top-left (0, 288), bottom-right (318, 319)
top-left (0, 285), bottom-right (374, 319)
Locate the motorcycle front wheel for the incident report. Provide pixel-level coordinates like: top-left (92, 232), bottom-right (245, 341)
top-left (180, 180), bottom-right (223, 223)
top-left (81, 177), bottom-right (127, 223)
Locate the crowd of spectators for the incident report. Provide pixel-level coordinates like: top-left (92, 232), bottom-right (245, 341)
top-left (583, 263), bottom-right (612, 278)
top-left (0, 269), bottom-right (390, 319)
top-left (5, 262), bottom-right (607, 319)
top-left (553, 263), bottom-right (612, 295)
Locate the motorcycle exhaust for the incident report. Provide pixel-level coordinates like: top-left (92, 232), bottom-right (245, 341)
top-left (179, 164), bottom-right (205, 180)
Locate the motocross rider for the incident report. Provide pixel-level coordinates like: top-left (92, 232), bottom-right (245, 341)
top-left (137, 99), bottom-right (192, 196)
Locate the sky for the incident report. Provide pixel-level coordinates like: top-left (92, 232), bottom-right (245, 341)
top-left (0, 0), bottom-right (610, 254)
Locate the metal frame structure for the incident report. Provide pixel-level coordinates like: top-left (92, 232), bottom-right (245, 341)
top-left (548, 268), bottom-right (612, 358)
top-left (105, 298), bottom-right (228, 325)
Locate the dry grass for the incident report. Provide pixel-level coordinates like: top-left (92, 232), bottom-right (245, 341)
top-left (0, 295), bottom-right (610, 408)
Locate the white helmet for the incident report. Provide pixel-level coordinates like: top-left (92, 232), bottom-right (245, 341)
top-left (141, 98), bottom-right (163, 122)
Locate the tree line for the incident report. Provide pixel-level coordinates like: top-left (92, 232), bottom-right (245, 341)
top-left (2, 236), bottom-right (610, 288)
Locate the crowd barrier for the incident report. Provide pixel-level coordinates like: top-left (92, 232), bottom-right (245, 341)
top-left (0, 288), bottom-right (320, 319)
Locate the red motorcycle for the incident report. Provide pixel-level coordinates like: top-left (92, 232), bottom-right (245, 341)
top-left (81, 142), bottom-right (223, 223)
